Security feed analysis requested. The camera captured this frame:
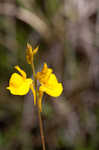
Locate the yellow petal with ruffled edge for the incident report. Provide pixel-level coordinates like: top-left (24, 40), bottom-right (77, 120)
top-left (39, 73), bottom-right (63, 97)
top-left (6, 73), bottom-right (32, 95)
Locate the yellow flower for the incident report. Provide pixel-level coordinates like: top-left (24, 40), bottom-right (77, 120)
top-left (6, 66), bottom-right (36, 103)
top-left (37, 63), bottom-right (63, 111)
top-left (26, 43), bottom-right (39, 64)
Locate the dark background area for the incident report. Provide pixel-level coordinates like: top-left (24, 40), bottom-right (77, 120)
top-left (0, 0), bottom-right (99, 150)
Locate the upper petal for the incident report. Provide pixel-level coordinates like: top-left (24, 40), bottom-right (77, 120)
top-left (15, 66), bottom-right (26, 78)
top-left (36, 63), bottom-right (52, 84)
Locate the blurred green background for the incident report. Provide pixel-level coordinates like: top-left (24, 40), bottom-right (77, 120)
top-left (0, 0), bottom-right (99, 150)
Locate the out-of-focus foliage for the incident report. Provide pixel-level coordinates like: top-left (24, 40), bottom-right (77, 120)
top-left (0, 0), bottom-right (99, 150)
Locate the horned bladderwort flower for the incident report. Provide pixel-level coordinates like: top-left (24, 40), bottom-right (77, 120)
top-left (6, 43), bottom-right (63, 111)
top-left (37, 63), bottom-right (63, 111)
top-left (6, 43), bottom-right (63, 150)
top-left (6, 65), bottom-right (36, 104)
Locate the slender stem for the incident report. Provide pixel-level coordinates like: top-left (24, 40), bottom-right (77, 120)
top-left (31, 60), bottom-right (38, 96)
top-left (31, 61), bottom-right (46, 150)
top-left (31, 60), bottom-right (36, 86)
top-left (38, 106), bottom-right (46, 150)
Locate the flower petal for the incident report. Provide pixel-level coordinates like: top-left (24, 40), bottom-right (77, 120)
top-left (15, 66), bottom-right (26, 78)
top-left (7, 73), bottom-right (32, 95)
top-left (39, 83), bottom-right (63, 97)
top-left (39, 74), bottom-right (63, 97)
top-left (36, 63), bottom-right (52, 83)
